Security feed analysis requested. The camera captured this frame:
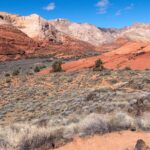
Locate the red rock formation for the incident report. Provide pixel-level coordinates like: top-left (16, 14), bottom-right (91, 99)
top-left (61, 41), bottom-right (150, 71)
top-left (0, 24), bottom-right (40, 61)
top-left (39, 41), bottom-right (150, 75)
top-left (0, 12), bottom-right (150, 68)
top-left (0, 24), bottom-right (97, 61)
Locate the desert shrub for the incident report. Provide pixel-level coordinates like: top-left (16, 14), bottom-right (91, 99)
top-left (99, 69), bottom-right (111, 76)
top-left (108, 112), bottom-right (134, 132)
top-left (34, 65), bottom-right (46, 73)
top-left (108, 79), bottom-right (118, 84)
top-left (19, 127), bottom-right (65, 150)
top-left (78, 113), bottom-right (108, 136)
top-left (136, 113), bottom-right (150, 131)
top-left (20, 134), bottom-right (53, 150)
top-left (5, 73), bottom-right (10, 77)
top-left (95, 87), bottom-right (111, 93)
top-left (12, 70), bottom-right (20, 76)
top-left (63, 123), bottom-right (78, 139)
top-left (124, 66), bottom-right (131, 70)
top-left (0, 138), bottom-right (10, 150)
top-left (86, 92), bottom-right (97, 101)
top-left (5, 79), bottom-right (11, 83)
top-left (52, 61), bottom-right (62, 72)
top-left (1, 112), bottom-right (150, 149)
top-left (93, 59), bottom-right (104, 71)
top-left (34, 66), bottom-right (40, 72)
top-left (95, 59), bottom-right (103, 68)
top-left (34, 64), bottom-right (46, 72)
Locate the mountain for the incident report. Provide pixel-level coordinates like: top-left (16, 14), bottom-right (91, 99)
top-left (0, 12), bottom-right (98, 60)
top-left (0, 24), bottom-right (41, 61)
top-left (119, 23), bottom-right (150, 42)
top-left (1, 12), bottom-right (150, 47)
top-left (49, 19), bottom-right (114, 46)
top-left (0, 12), bottom-right (150, 68)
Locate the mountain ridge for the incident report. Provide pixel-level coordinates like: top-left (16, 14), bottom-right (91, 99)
top-left (0, 11), bottom-right (150, 70)
top-left (1, 12), bottom-right (150, 46)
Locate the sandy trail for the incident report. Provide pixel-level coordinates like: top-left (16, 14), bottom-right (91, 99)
top-left (55, 131), bottom-right (150, 150)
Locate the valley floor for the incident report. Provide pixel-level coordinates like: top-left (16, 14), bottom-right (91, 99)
top-left (0, 59), bottom-right (149, 150)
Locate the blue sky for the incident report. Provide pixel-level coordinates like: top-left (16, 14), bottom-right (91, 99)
top-left (0, 0), bottom-right (150, 28)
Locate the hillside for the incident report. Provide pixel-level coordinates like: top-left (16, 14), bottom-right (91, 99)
top-left (0, 24), bottom-right (40, 61)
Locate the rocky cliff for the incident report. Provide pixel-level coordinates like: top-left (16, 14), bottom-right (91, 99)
top-left (0, 24), bottom-right (40, 61)
top-left (1, 12), bottom-right (150, 47)
top-left (0, 12), bottom-right (150, 61)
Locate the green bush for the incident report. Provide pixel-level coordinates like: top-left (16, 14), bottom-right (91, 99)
top-left (34, 66), bottom-right (40, 72)
top-left (52, 61), bottom-right (62, 72)
top-left (93, 59), bottom-right (104, 71)
top-left (95, 59), bottom-right (103, 68)
top-left (34, 65), bottom-right (46, 73)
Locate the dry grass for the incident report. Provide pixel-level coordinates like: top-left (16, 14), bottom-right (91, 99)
top-left (0, 112), bottom-right (150, 150)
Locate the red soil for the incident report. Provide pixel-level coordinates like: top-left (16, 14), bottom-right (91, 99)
top-left (0, 24), bottom-right (97, 61)
top-left (38, 41), bottom-right (150, 75)
top-left (63, 41), bottom-right (150, 71)
top-left (55, 131), bottom-right (150, 150)
top-left (0, 24), bottom-right (40, 61)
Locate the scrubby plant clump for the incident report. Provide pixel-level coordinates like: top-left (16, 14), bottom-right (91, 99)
top-left (34, 65), bottom-right (46, 73)
top-left (93, 59), bottom-right (104, 71)
top-left (5, 73), bottom-right (10, 77)
top-left (95, 59), bottom-right (103, 68)
top-left (124, 66), bottom-right (131, 70)
top-left (52, 61), bottom-right (63, 72)
top-left (12, 70), bottom-right (20, 76)
top-left (34, 66), bottom-right (40, 72)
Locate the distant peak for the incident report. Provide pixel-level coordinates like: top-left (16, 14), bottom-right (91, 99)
top-left (29, 13), bottom-right (40, 18)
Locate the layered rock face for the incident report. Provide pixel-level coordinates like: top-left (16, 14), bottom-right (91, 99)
top-left (0, 24), bottom-right (40, 61)
top-left (49, 19), bottom-right (114, 46)
top-left (119, 23), bottom-right (150, 42)
top-left (0, 12), bottom-right (98, 60)
top-left (1, 12), bottom-right (150, 47)
top-left (0, 12), bottom-right (150, 63)
top-left (0, 12), bottom-right (63, 44)
top-left (49, 19), bottom-right (150, 45)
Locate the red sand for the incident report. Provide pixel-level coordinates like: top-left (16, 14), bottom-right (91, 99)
top-left (55, 131), bottom-right (150, 150)
top-left (38, 41), bottom-right (150, 75)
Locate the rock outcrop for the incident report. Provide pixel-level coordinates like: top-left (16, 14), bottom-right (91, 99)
top-left (1, 12), bottom-right (150, 47)
top-left (0, 24), bottom-right (40, 61)
top-left (0, 12), bottom-right (98, 60)
top-left (49, 19), bottom-right (114, 46)
top-left (119, 23), bottom-right (150, 42)
top-left (0, 12), bottom-right (150, 63)
top-left (135, 139), bottom-right (150, 150)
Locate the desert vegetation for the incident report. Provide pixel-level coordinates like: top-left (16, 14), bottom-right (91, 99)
top-left (0, 61), bottom-right (149, 150)
top-left (52, 61), bottom-right (63, 72)
top-left (0, 112), bottom-right (150, 150)
top-left (93, 59), bottom-right (104, 71)
top-left (12, 69), bottom-right (20, 76)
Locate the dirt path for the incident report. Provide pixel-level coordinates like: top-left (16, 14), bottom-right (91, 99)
top-left (55, 131), bottom-right (150, 150)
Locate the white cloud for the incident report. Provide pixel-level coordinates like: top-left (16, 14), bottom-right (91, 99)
top-left (115, 3), bottom-right (134, 16)
top-left (43, 2), bottom-right (56, 11)
top-left (125, 3), bottom-right (134, 10)
top-left (96, 0), bottom-right (109, 14)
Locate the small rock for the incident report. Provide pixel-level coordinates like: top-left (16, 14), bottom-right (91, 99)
top-left (135, 139), bottom-right (150, 150)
